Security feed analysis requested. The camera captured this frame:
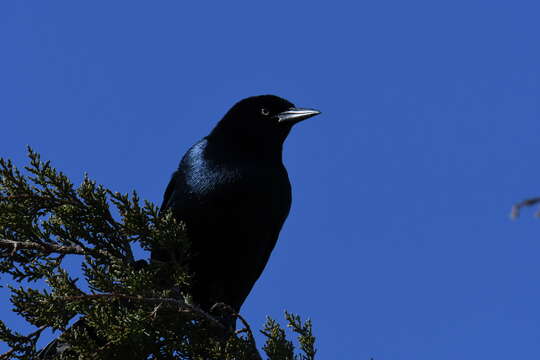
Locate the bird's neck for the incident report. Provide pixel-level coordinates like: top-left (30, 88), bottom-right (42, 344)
top-left (205, 133), bottom-right (284, 164)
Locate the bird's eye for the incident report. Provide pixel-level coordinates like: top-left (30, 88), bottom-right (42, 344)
top-left (261, 108), bottom-right (270, 116)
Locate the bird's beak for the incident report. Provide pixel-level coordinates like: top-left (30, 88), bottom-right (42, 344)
top-left (277, 108), bottom-right (321, 124)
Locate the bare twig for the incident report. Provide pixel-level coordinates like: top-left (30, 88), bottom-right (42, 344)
top-left (511, 197), bottom-right (540, 219)
top-left (9, 242), bottom-right (18, 257)
top-left (213, 302), bottom-right (263, 360)
top-left (149, 302), bottom-right (163, 321)
top-left (0, 237), bottom-right (109, 258)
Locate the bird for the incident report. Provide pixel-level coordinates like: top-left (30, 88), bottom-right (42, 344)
top-left (36, 95), bottom-right (319, 358)
top-left (152, 95), bottom-right (320, 328)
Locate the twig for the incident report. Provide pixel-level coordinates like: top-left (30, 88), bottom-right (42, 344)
top-left (3, 194), bottom-right (37, 201)
top-left (60, 293), bottom-right (227, 331)
top-left (1, 194), bottom-right (80, 207)
top-left (1, 193), bottom-right (129, 261)
top-left (511, 197), bottom-right (540, 219)
top-left (212, 302), bottom-right (263, 360)
top-left (0, 325), bottom-right (48, 359)
top-left (149, 302), bottom-right (163, 321)
top-left (0, 346), bottom-right (15, 358)
top-left (9, 242), bottom-right (18, 257)
top-left (0, 237), bottom-right (109, 258)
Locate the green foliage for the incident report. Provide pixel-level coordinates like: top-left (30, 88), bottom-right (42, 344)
top-left (0, 148), bottom-right (316, 359)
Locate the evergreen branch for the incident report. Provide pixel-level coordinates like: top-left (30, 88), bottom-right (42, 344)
top-left (59, 293), bottom-right (227, 331)
top-left (0, 149), bottom-right (318, 359)
top-left (0, 237), bottom-right (108, 257)
top-left (285, 312), bottom-right (316, 360)
top-left (213, 302), bottom-right (263, 360)
top-left (0, 325), bottom-right (48, 360)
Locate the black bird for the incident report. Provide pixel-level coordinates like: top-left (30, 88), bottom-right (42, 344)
top-left (152, 95), bottom-right (320, 326)
top-left (37, 95), bottom-right (318, 358)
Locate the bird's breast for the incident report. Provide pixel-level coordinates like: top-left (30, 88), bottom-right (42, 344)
top-left (183, 161), bottom-right (289, 220)
top-left (176, 139), bottom-right (292, 229)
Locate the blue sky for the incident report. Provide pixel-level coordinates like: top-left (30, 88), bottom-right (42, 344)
top-left (1, 1), bottom-right (540, 359)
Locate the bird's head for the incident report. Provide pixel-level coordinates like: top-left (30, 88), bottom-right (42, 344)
top-left (209, 95), bottom-right (320, 147)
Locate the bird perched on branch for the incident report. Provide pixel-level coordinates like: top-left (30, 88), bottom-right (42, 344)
top-left (36, 95), bottom-right (318, 358)
top-left (152, 95), bottom-right (320, 328)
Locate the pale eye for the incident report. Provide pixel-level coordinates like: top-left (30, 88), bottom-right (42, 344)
top-left (261, 108), bottom-right (270, 116)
